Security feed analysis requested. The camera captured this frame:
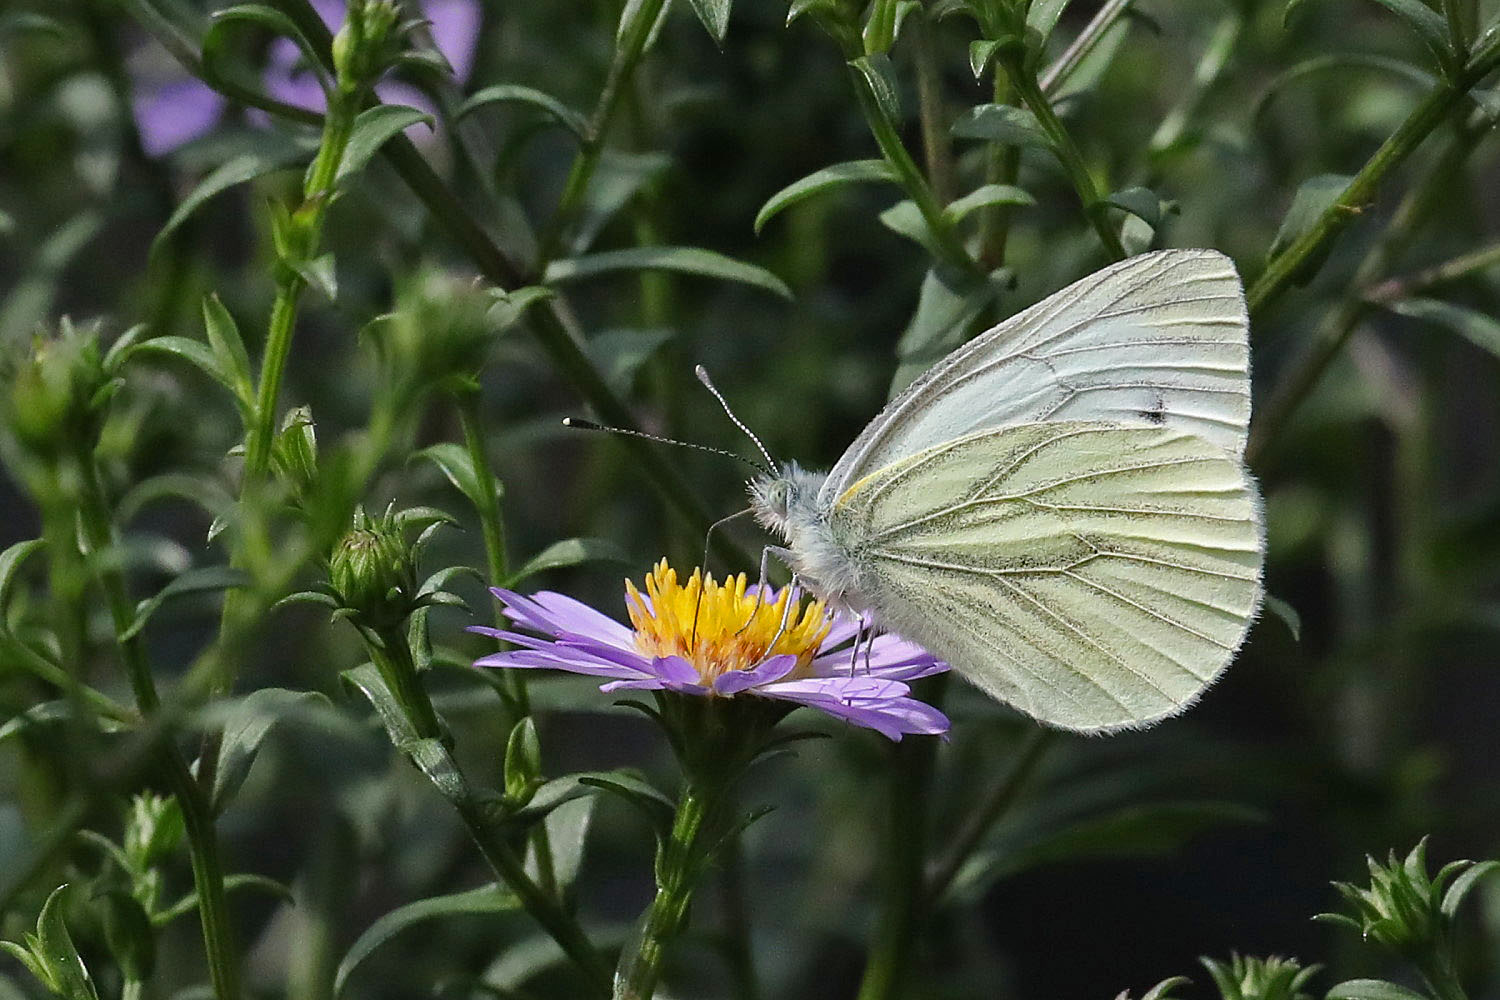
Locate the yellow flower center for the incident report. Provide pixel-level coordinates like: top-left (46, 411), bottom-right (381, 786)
top-left (625, 559), bottom-right (831, 685)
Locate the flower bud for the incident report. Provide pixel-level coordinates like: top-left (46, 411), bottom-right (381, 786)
top-left (373, 270), bottom-right (504, 404)
top-left (329, 505), bottom-right (418, 630)
top-left (2, 318), bottom-right (111, 460)
top-left (331, 0), bottom-right (403, 91)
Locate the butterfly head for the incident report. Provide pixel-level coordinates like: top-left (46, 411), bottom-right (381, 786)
top-left (748, 463), bottom-right (826, 539)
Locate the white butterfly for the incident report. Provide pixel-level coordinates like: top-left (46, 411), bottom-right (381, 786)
top-left (747, 248), bottom-right (1264, 733)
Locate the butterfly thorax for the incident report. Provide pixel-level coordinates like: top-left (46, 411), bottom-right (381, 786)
top-left (748, 464), bottom-right (867, 613)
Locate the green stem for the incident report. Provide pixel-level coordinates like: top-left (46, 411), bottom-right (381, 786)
top-left (369, 626), bottom-right (443, 742)
top-left (842, 56), bottom-right (979, 277)
top-left (74, 449), bottom-right (240, 1000)
top-left (1008, 63), bottom-right (1126, 260)
top-left (536, 0), bottom-right (668, 268)
top-left (1039, 0), bottom-right (1134, 95)
top-left (1247, 114), bottom-right (1487, 464)
top-left (976, 73), bottom-right (1021, 270)
top-left (0, 635), bottom-right (133, 722)
top-left (923, 727), bottom-right (1053, 905)
top-left (1247, 34), bottom-right (1500, 317)
top-left (616, 787), bottom-right (713, 1000)
top-left (911, 15), bottom-right (955, 206)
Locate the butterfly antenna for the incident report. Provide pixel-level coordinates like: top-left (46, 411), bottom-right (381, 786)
top-left (561, 418), bottom-right (770, 476)
top-left (695, 365), bottom-right (778, 474)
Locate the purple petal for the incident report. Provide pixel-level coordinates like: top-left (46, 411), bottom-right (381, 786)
top-left (713, 654), bottom-right (797, 695)
top-left (421, 0), bottom-right (481, 81)
top-left (132, 77), bottom-right (225, 156)
top-left (491, 588), bottom-right (634, 647)
top-left (599, 678), bottom-right (670, 693)
top-left (810, 634), bottom-right (946, 680)
top-left (477, 649), bottom-right (647, 680)
top-left (652, 656), bottom-right (703, 688)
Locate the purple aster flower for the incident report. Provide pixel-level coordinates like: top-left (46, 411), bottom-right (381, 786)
top-left (471, 560), bottom-right (950, 741)
top-left (128, 0), bottom-right (480, 156)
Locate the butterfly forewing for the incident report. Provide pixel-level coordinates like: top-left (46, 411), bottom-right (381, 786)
top-left (830, 422), bottom-right (1262, 731)
top-left (821, 250), bottom-right (1250, 504)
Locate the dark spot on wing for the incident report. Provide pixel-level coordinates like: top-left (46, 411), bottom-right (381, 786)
top-left (1139, 391), bottom-right (1167, 424)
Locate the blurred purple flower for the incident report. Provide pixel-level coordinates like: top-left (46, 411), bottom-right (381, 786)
top-left (472, 561), bottom-right (951, 742)
top-left (129, 0), bottom-right (480, 157)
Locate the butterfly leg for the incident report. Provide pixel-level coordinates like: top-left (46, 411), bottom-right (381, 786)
top-left (847, 613), bottom-right (867, 676)
top-left (691, 508), bottom-right (755, 647)
top-left (736, 544), bottom-right (794, 637)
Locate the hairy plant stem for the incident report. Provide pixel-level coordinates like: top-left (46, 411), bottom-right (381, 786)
top-left (1007, 61), bottom-right (1126, 260)
top-left (74, 447), bottom-right (240, 1000)
top-left (924, 727), bottom-right (1053, 904)
top-left (911, 16), bottom-right (955, 205)
top-left (537, 0), bottom-right (668, 268)
top-left (1246, 33), bottom-right (1500, 317)
top-left (366, 623), bottom-right (611, 995)
top-left (616, 786), bottom-right (715, 1000)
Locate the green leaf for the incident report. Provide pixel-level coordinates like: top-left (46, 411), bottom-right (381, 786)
top-left (505, 538), bottom-right (630, 587)
top-left (200, 295), bottom-right (253, 408)
top-left (152, 150), bottom-right (305, 253)
top-left (97, 890), bottom-right (154, 981)
top-left (1253, 54), bottom-right (1436, 124)
top-left (586, 328), bottom-right (675, 393)
top-left (1325, 981), bottom-right (1430, 1000)
top-left (528, 796), bottom-right (596, 894)
top-left (504, 717), bottom-right (542, 800)
top-left (36, 885), bottom-right (99, 1000)
top-left (153, 874), bottom-right (293, 926)
top-left (1384, 297), bottom-right (1500, 359)
top-left (334, 884), bottom-right (519, 995)
top-left (545, 247), bottom-right (792, 300)
top-left (1362, 0), bottom-right (1453, 67)
top-left (571, 150), bottom-right (672, 254)
top-left (685, 0), bottom-right (731, 43)
top-left (617, 0), bottom-right (674, 49)
top-left (1268, 173), bottom-right (1353, 263)
top-left (0, 539), bottom-right (45, 625)
top-left (128, 336), bottom-right (237, 395)
top-left (341, 664), bottom-right (469, 804)
top-left (949, 801), bottom-right (1264, 902)
top-left (969, 39), bottom-right (1003, 79)
top-left (1263, 594), bottom-right (1302, 642)
top-left (457, 84), bottom-right (590, 139)
top-left (943, 184), bottom-right (1035, 224)
top-left (0, 702), bottom-right (130, 745)
top-left (850, 54), bottom-right (901, 122)
top-left (206, 688), bottom-right (333, 813)
top-left (412, 442), bottom-right (502, 512)
top-left (122, 566), bottom-right (250, 642)
top-left (754, 160), bottom-right (900, 234)
top-left (578, 772), bottom-right (675, 836)
top-left (1440, 860), bottom-right (1500, 916)
top-left (890, 267), bottom-right (1006, 393)
top-left (951, 104), bottom-right (1053, 148)
top-left (1103, 186), bottom-right (1176, 228)
top-left (1027, 0), bottom-right (1075, 44)
top-left (878, 200), bottom-right (944, 259)
top-left (293, 253), bottom-right (339, 301)
top-left (336, 105), bottom-right (433, 183)
top-left (863, 0), bottom-right (919, 55)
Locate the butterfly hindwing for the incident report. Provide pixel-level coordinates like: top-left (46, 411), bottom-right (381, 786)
top-left (828, 421), bottom-right (1262, 731)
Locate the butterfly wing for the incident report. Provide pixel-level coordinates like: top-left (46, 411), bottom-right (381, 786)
top-left (821, 249), bottom-right (1249, 504)
top-left (830, 421), bottom-right (1262, 731)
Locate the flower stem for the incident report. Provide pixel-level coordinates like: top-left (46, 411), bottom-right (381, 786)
top-left (537, 0), bottom-right (668, 268)
top-left (74, 448), bottom-right (240, 1000)
top-left (976, 72), bottom-right (1021, 270)
top-left (924, 727), bottom-right (1053, 905)
top-left (855, 731), bottom-right (939, 1000)
top-left (616, 786), bottom-right (713, 1000)
top-left (1246, 33), bottom-right (1500, 317)
top-left (1006, 61), bottom-right (1126, 260)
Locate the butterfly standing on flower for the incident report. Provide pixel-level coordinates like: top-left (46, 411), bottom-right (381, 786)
top-left (746, 249), bottom-right (1264, 733)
